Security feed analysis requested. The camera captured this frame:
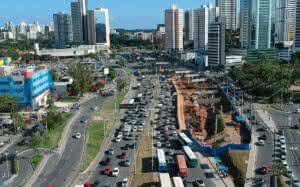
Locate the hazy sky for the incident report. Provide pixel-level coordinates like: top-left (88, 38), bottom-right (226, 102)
top-left (0, 0), bottom-right (213, 29)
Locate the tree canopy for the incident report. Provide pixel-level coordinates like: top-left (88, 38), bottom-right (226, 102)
top-left (68, 63), bottom-right (93, 96)
top-left (229, 60), bottom-right (295, 98)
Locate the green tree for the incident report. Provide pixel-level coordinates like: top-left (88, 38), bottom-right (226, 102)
top-left (45, 110), bottom-right (63, 130)
top-left (12, 113), bottom-right (25, 129)
top-left (116, 78), bottom-right (128, 92)
top-left (0, 96), bottom-right (18, 113)
top-left (68, 63), bottom-right (93, 96)
top-left (108, 68), bottom-right (117, 80)
top-left (216, 111), bottom-right (225, 133)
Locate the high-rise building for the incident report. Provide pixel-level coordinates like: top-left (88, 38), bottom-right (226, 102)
top-left (87, 10), bottom-right (96, 45)
top-left (81, 0), bottom-right (89, 44)
top-left (193, 7), bottom-right (209, 51)
top-left (165, 4), bottom-right (184, 51)
top-left (294, 0), bottom-right (300, 51)
top-left (275, 0), bottom-right (296, 45)
top-left (184, 10), bottom-right (194, 41)
top-left (240, 0), bottom-right (251, 48)
top-left (71, 1), bottom-right (83, 44)
top-left (253, 0), bottom-right (272, 49)
top-left (243, 0), bottom-right (272, 49)
top-left (209, 6), bottom-right (220, 24)
top-left (216, 0), bottom-right (237, 30)
top-left (53, 13), bottom-right (73, 48)
top-left (207, 21), bottom-right (225, 66)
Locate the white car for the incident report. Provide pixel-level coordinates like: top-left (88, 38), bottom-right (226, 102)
top-left (281, 144), bottom-right (287, 149)
top-left (116, 137), bottom-right (121, 142)
top-left (75, 133), bottom-right (81, 139)
top-left (256, 140), bottom-right (265, 146)
top-left (280, 139), bottom-right (286, 144)
top-left (112, 168), bottom-right (119, 177)
top-left (156, 142), bottom-right (162, 147)
top-left (122, 178), bottom-right (129, 187)
top-left (296, 108), bottom-right (300, 113)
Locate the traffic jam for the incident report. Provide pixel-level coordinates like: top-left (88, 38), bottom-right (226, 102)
top-left (90, 75), bottom-right (157, 187)
top-left (154, 75), bottom-right (217, 187)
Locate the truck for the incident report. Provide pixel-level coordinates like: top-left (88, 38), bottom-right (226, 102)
top-left (176, 155), bottom-right (188, 177)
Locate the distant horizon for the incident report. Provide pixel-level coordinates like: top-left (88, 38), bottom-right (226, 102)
top-left (0, 0), bottom-right (214, 30)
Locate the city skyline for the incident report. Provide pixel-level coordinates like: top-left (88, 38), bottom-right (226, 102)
top-left (0, 0), bottom-right (215, 29)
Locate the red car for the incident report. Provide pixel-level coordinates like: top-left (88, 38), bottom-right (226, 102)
top-left (120, 152), bottom-right (126, 159)
top-left (260, 165), bottom-right (268, 174)
top-left (104, 167), bottom-right (112, 175)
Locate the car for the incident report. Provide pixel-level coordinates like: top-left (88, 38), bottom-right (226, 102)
top-left (156, 142), bottom-right (162, 147)
top-left (280, 139), bottom-right (286, 144)
top-left (104, 167), bottom-right (112, 175)
top-left (91, 106), bottom-right (98, 111)
top-left (277, 130), bottom-right (284, 135)
top-left (100, 157), bottom-right (111, 166)
top-left (93, 180), bottom-right (100, 186)
top-left (112, 168), bottom-right (119, 177)
top-left (259, 134), bottom-right (267, 140)
top-left (122, 160), bottom-right (130, 167)
top-left (281, 155), bottom-right (287, 160)
top-left (115, 137), bottom-right (121, 142)
top-left (120, 152), bottom-right (126, 159)
top-left (256, 140), bottom-right (265, 146)
top-left (106, 148), bottom-right (114, 155)
top-left (281, 144), bottom-right (287, 149)
top-left (121, 178), bottom-right (129, 187)
top-left (74, 133), bottom-right (81, 139)
top-left (259, 166), bottom-right (268, 175)
top-left (122, 144), bottom-right (130, 150)
top-left (253, 178), bottom-right (265, 185)
top-left (166, 150), bottom-right (174, 156)
top-left (166, 142), bottom-right (171, 147)
top-left (194, 179), bottom-right (205, 187)
top-left (256, 127), bottom-right (266, 132)
top-left (80, 119), bottom-right (88, 123)
top-left (296, 108), bottom-right (300, 113)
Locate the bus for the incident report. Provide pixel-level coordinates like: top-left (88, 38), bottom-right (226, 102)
top-left (176, 155), bottom-right (188, 177)
top-left (178, 132), bottom-right (193, 146)
top-left (159, 173), bottom-right (172, 187)
top-left (173, 177), bottom-right (185, 187)
top-left (157, 149), bottom-right (168, 172)
top-left (183, 146), bottom-right (198, 167)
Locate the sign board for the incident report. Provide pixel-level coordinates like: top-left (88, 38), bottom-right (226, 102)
top-left (104, 68), bottom-right (109, 75)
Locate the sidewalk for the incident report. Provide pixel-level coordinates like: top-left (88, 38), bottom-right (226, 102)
top-left (254, 104), bottom-right (278, 133)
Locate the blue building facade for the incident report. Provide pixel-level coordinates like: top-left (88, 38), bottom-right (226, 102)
top-left (0, 66), bottom-right (54, 110)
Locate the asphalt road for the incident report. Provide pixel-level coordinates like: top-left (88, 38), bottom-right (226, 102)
top-left (268, 108), bottom-right (300, 180)
top-left (86, 75), bottom-right (157, 187)
top-left (31, 95), bottom-right (104, 187)
top-left (153, 77), bottom-right (216, 187)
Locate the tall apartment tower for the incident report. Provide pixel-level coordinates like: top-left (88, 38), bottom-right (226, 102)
top-left (71, 1), bottom-right (83, 44)
top-left (53, 13), bottom-right (73, 48)
top-left (193, 7), bottom-right (209, 51)
top-left (165, 5), bottom-right (184, 51)
top-left (207, 21), bottom-right (225, 66)
top-left (240, 0), bottom-right (251, 48)
top-left (275, 0), bottom-right (296, 45)
top-left (253, 0), bottom-right (272, 49)
top-left (216, 0), bottom-right (237, 30)
top-left (87, 10), bottom-right (96, 45)
top-left (81, 0), bottom-right (89, 44)
top-left (294, 0), bottom-right (300, 51)
top-left (184, 10), bottom-right (194, 41)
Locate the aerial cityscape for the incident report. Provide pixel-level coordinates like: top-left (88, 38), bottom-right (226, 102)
top-left (0, 0), bottom-right (300, 187)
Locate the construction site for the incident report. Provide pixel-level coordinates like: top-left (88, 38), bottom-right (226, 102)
top-left (172, 71), bottom-right (241, 147)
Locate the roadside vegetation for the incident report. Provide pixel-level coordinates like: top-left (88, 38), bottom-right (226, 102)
top-left (31, 154), bottom-right (44, 169)
top-left (68, 63), bottom-right (93, 96)
top-left (229, 58), bottom-right (295, 101)
top-left (31, 111), bottom-right (73, 149)
top-left (221, 150), bottom-right (249, 186)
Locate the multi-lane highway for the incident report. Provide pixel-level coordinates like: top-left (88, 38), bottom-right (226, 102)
top-left (86, 75), bottom-right (158, 187)
top-left (31, 95), bottom-right (104, 187)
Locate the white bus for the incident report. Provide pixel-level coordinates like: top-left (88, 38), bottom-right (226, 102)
top-left (178, 132), bottom-right (193, 146)
top-left (157, 149), bottom-right (167, 172)
top-left (159, 173), bottom-right (172, 187)
top-left (173, 177), bottom-right (185, 187)
top-left (183, 146), bottom-right (198, 167)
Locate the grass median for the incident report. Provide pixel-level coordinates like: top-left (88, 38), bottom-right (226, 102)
top-left (31, 112), bottom-right (73, 149)
top-left (31, 154), bottom-right (44, 169)
top-left (81, 121), bottom-right (105, 171)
